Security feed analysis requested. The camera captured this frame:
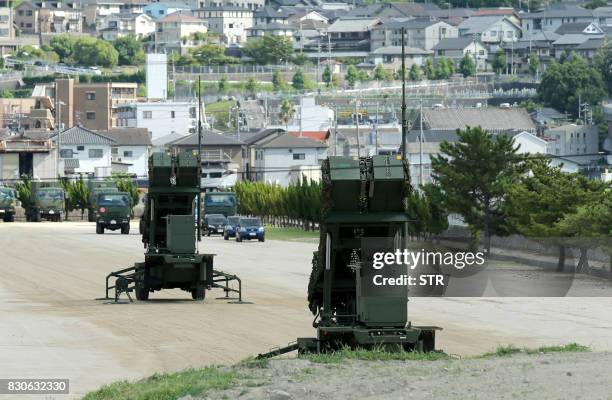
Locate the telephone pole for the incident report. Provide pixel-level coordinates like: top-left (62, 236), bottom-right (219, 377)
top-left (400, 27), bottom-right (407, 161)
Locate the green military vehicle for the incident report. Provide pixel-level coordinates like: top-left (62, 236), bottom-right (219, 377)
top-left (26, 182), bottom-right (65, 222)
top-left (0, 186), bottom-right (17, 222)
top-left (202, 192), bottom-right (237, 217)
top-left (94, 191), bottom-right (132, 234)
top-left (87, 180), bottom-right (119, 222)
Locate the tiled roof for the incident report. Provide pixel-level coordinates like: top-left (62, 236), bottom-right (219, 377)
top-left (260, 133), bottom-right (327, 148)
top-left (51, 126), bottom-right (116, 145)
top-left (170, 132), bottom-right (244, 146)
top-left (327, 18), bottom-right (381, 33)
top-left (102, 128), bottom-right (152, 146)
top-left (419, 108), bottom-right (535, 132)
top-left (159, 12), bottom-right (205, 23)
top-left (433, 37), bottom-right (477, 51)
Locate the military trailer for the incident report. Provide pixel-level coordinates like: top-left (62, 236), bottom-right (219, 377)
top-left (258, 156), bottom-right (438, 358)
top-left (95, 191), bottom-right (132, 234)
top-left (203, 191), bottom-right (237, 217)
top-left (0, 186), bottom-right (17, 222)
top-left (87, 180), bottom-right (119, 222)
top-left (26, 182), bottom-right (65, 222)
top-left (104, 152), bottom-right (244, 302)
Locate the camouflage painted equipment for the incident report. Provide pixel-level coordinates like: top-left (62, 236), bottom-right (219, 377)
top-left (27, 181), bottom-right (65, 222)
top-left (87, 180), bottom-right (119, 222)
top-left (0, 186), bottom-right (17, 222)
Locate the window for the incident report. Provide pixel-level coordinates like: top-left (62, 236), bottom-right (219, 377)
top-left (170, 111), bottom-right (175, 118)
top-left (123, 150), bottom-right (133, 157)
top-left (60, 149), bottom-right (73, 158)
top-left (111, 147), bottom-right (118, 155)
top-left (143, 110), bottom-right (152, 119)
top-left (77, 145), bottom-right (85, 151)
top-left (293, 153), bottom-right (305, 160)
top-left (26, 23), bottom-right (32, 28)
top-left (86, 112), bottom-right (96, 120)
top-left (86, 92), bottom-right (95, 100)
top-left (26, 10), bottom-right (33, 16)
top-left (18, 10), bottom-right (24, 16)
top-left (88, 149), bottom-right (103, 158)
top-left (506, 31), bottom-right (513, 38)
top-left (491, 30), bottom-right (497, 36)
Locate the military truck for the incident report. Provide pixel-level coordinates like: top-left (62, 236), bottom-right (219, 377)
top-left (202, 191), bottom-right (237, 217)
top-left (94, 191), bottom-right (132, 234)
top-left (105, 152), bottom-right (245, 303)
top-left (87, 180), bottom-right (119, 222)
top-left (26, 182), bottom-right (65, 222)
top-left (0, 186), bottom-right (17, 222)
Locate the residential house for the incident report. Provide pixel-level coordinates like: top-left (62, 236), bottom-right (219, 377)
top-left (545, 124), bottom-right (599, 157)
top-left (521, 4), bottom-right (596, 35)
top-left (511, 130), bottom-right (549, 155)
top-left (253, 5), bottom-right (290, 26)
top-left (327, 18), bottom-right (381, 52)
top-left (51, 126), bottom-right (115, 176)
top-left (116, 101), bottom-right (198, 141)
top-left (55, 79), bottom-right (138, 132)
top-left (241, 127), bottom-right (285, 180)
top-left (144, 3), bottom-right (191, 20)
top-left (288, 10), bottom-right (328, 25)
top-left (155, 12), bottom-right (208, 54)
top-left (15, 1), bottom-right (83, 34)
top-left (0, 1), bottom-right (13, 39)
top-left (194, 6), bottom-right (253, 44)
top-left (369, 46), bottom-right (431, 67)
top-left (81, 0), bottom-right (148, 27)
top-left (169, 132), bottom-right (245, 188)
top-left (432, 37), bottom-right (488, 71)
top-left (551, 34), bottom-right (600, 60)
top-left (285, 97), bottom-right (334, 141)
top-left (14, 1), bottom-right (38, 34)
top-left (575, 37), bottom-right (605, 62)
top-left (100, 13), bottom-right (156, 41)
top-left (458, 16), bottom-right (521, 47)
top-left (416, 107), bottom-right (536, 134)
top-left (247, 21), bottom-right (295, 38)
top-left (509, 31), bottom-right (559, 73)
top-left (196, 0), bottom-right (264, 11)
top-left (554, 21), bottom-right (604, 35)
top-left (252, 133), bottom-right (327, 186)
top-left (103, 128), bottom-right (151, 177)
top-left (0, 99), bottom-right (36, 130)
top-left (592, 6), bottom-right (612, 30)
top-left (370, 18), bottom-right (458, 52)
top-left (0, 131), bottom-right (57, 180)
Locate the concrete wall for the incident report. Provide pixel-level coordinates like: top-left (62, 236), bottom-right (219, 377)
top-left (258, 147), bottom-right (326, 187)
top-left (114, 145), bottom-right (149, 177)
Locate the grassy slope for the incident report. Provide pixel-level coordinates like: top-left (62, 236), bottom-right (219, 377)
top-left (264, 227), bottom-right (319, 242)
top-left (84, 343), bottom-right (589, 400)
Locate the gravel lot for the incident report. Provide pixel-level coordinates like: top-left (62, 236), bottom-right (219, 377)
top-left (1, 222), bottom-right (612, 399)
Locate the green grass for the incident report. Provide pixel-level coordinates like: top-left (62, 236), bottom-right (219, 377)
top-left (304, 347), bottom-right (450, 364)
top-left (83, 367), bottom-right (236, 400)
top-left (481, 343), bottom-right (589, 358)
top-left (264, 227), bottom-right (319, 242)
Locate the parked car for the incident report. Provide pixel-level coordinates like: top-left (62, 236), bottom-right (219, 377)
top-left (235, 217), bottom-right (264, 242)
top-left (223, 215), bottom-right (241, 240)
top-left (203, 214), bottom-right (227, 236)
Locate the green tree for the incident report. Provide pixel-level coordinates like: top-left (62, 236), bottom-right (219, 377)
top-left (357, 69), bottom-right (369, 82)
top-left (372, 64), bottom-right (386, 81)
top-left (594, 40), bottom-right (612, 95)
top-left (345, 65), bottom-right (358, 88)
top-left (424, 57), bottom-right (435, 79)
top-left (538, 55), bottom-right (606, 118)
top-left (113, 175), bottom-right (139, 214)
top-left (245, 77), bottom-right (258, 94)
top-left (322, 65), bottom-right (332, 87)
top-left (71, 37), bottom-right (119, 67)
top-left (279, 98), bottom-right (294, 130)
top-left (409, 64), bottom-right (421, 81)
top-left (272, 70), bottom-right (285, 92)
top-left (0, 89), bottom-right (14, 98)
top-left (113, 35), bottom-right (144, 66)
top-left (506, 159), bottom-right (607, 272)
top-left (50, 34), bottom-right (75, 60)
top-left (243, 36), bottom-right (294, 65)
top-left (492, 49), bottom-right (506, 74)
top-left (434, 57), bottom-right (451, 79)
top-left (190, 43), bottom-right (238, 65)
top-left (137, 84), bottom-right (146, 97)
top-left (218, 76), bottom-right (228, 93)
top-left (15, 175), bottom-right (32, 210)
top-left (292, 69), bottom-right (305, 90)
top-left (431, 126), bottom-right (525, 252)
top-left (459, 53), bottom-right (476, 77)
top-left (292, 53), bottom-right (309, 66)
top-left (528, 53), bottom-right (540, 77)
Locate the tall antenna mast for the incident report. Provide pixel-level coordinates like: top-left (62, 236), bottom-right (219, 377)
top-left (401, 27), bottom-right (407, 161)
top-left (197, 75), bottom-right (202, 242)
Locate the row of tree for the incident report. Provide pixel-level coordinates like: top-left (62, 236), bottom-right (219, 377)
top-left (234, 178), bottom-right (322, 230)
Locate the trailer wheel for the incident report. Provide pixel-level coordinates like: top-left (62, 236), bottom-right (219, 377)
top-left (87, 209), bottom-right (94, 222)
top-left (236, 234), bottom-right (242, 242)
top-left (259, 235), bottom-right (265, 242)
top-left (420, 330), bottom-right (436, 352)
top-left (135, 283), bottom-right (149, 301)
top-left (96, 223), bottom-right (104, 234)
top-left (224, 233), bottom-right (229, 240)
top-left (191, 287), bottom-right (205, 301)
top-left (121, 223), bottom-right (130, 235)
top-left (3, 214), bottom-right (14, 222)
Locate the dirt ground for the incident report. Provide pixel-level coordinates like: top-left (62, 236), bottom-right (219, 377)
top-left (1, 222), bottom-right (612, 399)
top-left (204, 351), bottom-right (612, 400)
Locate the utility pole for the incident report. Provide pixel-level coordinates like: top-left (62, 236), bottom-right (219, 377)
top-left (197, 76), bottom-right (202, 242)
top-left (334, 104), bottom-right (338, 156)
top-left (355, 100), bottom-right (360, 157)
top-left (235, 106), bottom-right (240, 140)
top-left (400, 27), bottom-right (407, 160)
top-left (419, 99), bottom-right (424, 186)
top-left (374, 101), bottom-right (379, 154)
top-left (299, 95), bottom-right (303, 137)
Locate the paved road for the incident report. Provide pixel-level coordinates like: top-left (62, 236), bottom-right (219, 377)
top-left (1, 222), bottom-right (612, 399)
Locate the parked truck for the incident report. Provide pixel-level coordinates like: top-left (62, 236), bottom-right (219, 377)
top-left (202, 191), bottom-right (237, 217)
top-left (94, 191), bottom-right (132, 234)
top-left (0, 186), bottom-right (17, 222)
top-left (26, 182), bottom-right (65, 222)
top-left (87, 180), bottom-right (118, 222)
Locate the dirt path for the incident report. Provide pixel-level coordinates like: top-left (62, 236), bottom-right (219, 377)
top-left (1, 222), bottom-right (612, 399)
